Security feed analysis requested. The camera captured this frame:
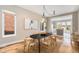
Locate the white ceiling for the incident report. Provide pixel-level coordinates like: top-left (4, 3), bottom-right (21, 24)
top-left (18, 5), bottom-right (79, 17)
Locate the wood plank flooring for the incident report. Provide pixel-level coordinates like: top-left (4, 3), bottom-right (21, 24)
top-left (0, 38), bottom-right (78, 53)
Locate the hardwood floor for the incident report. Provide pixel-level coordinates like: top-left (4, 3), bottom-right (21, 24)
top-left (0, 41), bottom-right (24, 53)
top-left (0, 37), bottom-right (79, 53)
top-left (53, 39), bottom-right (79, 53)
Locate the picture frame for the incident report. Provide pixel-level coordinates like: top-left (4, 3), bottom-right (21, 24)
top-left (25, 18), bottom-right (38, 30)
top-left (2, 10), bottom-right (16, 37)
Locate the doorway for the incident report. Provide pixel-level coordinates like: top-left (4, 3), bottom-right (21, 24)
top-left (50, 15), bottom-right (72, 46)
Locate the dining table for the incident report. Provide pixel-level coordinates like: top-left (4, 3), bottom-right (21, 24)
top-left (30, 32), bottom-right (52, 53)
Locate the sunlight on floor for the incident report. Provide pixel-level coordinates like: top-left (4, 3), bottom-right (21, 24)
top-left (58, 31), bottom-right (73, 53)
top-left (63, 31), bottom-right (71, 46)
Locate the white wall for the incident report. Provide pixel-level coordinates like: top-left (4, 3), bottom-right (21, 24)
top-left (78, 11), bottom-right (79, 33)
top-left (0, 5), bottom-right (42, 47)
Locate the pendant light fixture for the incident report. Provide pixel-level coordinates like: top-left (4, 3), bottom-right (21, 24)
top-left (41, 5), bottom-right (46, 23)
top-left (43, 5), bottom-right (56, 17)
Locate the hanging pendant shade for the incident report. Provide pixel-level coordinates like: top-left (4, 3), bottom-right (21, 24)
top-left (42, 5), bottom-right (56, 17)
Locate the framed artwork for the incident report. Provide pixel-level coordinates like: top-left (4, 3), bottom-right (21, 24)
top-left (2, 10), bottom-right (16, 37)
top-left (25, 18), bottom-right (38, 30)
top-left (25, 18), bottom-right (31, 29)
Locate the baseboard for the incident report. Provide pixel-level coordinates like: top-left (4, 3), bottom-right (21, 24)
top-left (0, 39), bottom-right (24, 48)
